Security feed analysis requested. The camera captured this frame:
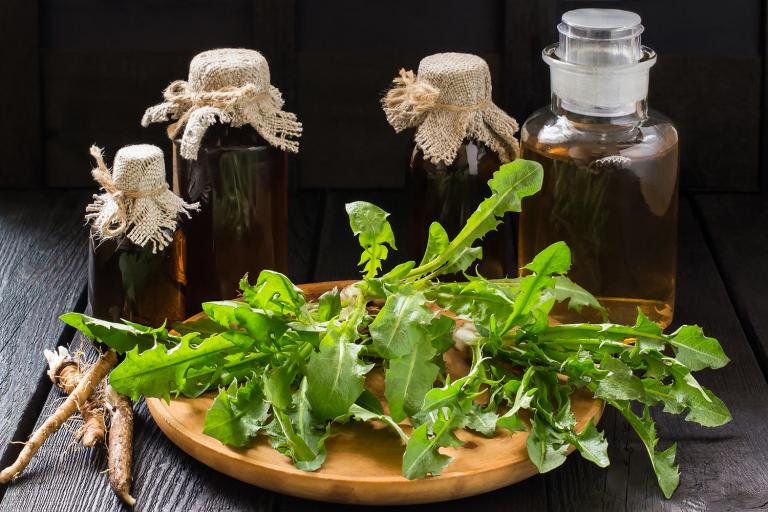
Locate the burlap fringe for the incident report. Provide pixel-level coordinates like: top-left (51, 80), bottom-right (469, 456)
top-left (142, 81), bottom-right (302, 160)
top-left (86, 146), bottom-right (199, 253)
top-left (382, 58), bottom-right (519, 165)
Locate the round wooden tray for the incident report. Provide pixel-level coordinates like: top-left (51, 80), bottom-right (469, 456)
top-left (147, 281), bottom-right (604, 505)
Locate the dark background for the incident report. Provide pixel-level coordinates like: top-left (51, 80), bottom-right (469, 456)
top-left (0, 0), bottom-right (764, 192)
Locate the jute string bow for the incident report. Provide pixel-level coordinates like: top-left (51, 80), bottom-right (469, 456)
top-left (88, 146), bottom-right (165, 238)
top-left (142, 48), bottom-right (302, 160)
top-left (162, 80), bottom-right (266, 141)
top-left (385, 69), bottom-right (491, 115)
top-left (86, 144), bottom-right (199, 252)
top-left (382, 52), bottom-right (519, 165)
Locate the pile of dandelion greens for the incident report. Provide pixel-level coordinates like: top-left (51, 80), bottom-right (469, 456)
top-left (62, 159), bottom-right (731, 498)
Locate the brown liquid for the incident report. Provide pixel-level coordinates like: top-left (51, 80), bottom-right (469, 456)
top-left (88, 230), bottom-right (186, 327)
top-left (408, 140), bottom-right (507, 278)
top-left (174, 124), bottom-right (288, 310)
top-left (519, 132), bottom-right (678, 327)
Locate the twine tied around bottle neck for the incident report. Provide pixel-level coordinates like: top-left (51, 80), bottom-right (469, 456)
top-left (382, 52), bottom-right (519, 165)
top-left (383, 69), bottom-right (492, 116)
top-left (86, 144), bottom-right (199, 252)
top-left (141, 48), bottom-right (302, 160)
top-left (162, 80), bottom-right (269, 141)
top-left (88, 146), bottom-right (169, 238)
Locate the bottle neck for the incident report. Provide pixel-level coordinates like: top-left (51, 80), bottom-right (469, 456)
top-left (551, 92), bottom-right (648, 128)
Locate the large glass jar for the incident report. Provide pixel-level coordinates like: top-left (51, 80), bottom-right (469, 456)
top-left (173, 123), bottom-right (288, 310)
top-left (518, 9), bottom-right (679, 327)
top-left (88, 229), bottom-right (186, 327)
top-left (408, 139), bottom-right (507, 278)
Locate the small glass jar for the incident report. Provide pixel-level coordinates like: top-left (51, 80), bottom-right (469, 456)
top-left (86, 143), bottom-right (197, 327)
top-left (518, 9), bottom-right (679, 326)
top-left (88, 229), bottom-right (186, 327)
top-left (173, 123), bottom-right (288, 310)
top-left (408, 139), bottom-right (507, 278)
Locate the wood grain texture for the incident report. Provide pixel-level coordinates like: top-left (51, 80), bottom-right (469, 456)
top-left (694, 194), bottom-right (768, 375)
top-left (0, 191), bottom-right (89, 472)
top-left (0, 0), bottom-right (41, 188)
top-left (543, 199), bottom-right (768, 511)
top-left (1, 191), bottom-right (766, 510)
top-left (1, 386), bottom-right (549, 512)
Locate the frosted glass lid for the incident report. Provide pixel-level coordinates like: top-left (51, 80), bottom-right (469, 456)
top-left (557, 9), bottom-right (644, 66)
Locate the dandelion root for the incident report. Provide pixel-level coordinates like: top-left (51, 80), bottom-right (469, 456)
top-left (0, 349), bottom-right (117, 483)
top-left (106, 384), bottom-right (135, 507)
top-left (44, 346), bottom-right (107, 447)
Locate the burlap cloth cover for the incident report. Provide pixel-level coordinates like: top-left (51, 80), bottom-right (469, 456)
top-left (382, 52), bottom-right (519, 165)
top-left (141, 48), bottom-right (302, 160)
top-left (86, 144), bottom-right (199, 252)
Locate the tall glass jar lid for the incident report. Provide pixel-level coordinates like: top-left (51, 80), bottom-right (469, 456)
top-left (543, 9), bottom-right (656, 117)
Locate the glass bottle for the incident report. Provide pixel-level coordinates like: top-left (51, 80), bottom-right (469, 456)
top-left (86, 144), bottom-right (193, 327)
top-left (518, 9), bottom-right (679, 326)
top-left (89, 229), bottom-right (186, 327)
top-left (408, 140), bottom-right (507, 278)
top-left (173, 123), bottom-right (288, 310)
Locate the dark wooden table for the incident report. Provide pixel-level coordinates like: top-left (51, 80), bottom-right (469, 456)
top-left (1, 189), bottom-right (767, 512)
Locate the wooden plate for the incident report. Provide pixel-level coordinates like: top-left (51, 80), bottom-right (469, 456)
top-left (147, 281), bottom-right (604, 505)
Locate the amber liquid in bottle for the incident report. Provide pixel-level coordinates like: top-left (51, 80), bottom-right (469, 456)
top-left (518, 112), bottom-right (679, 326)
top-left (409, 139), bottom-right (507, 278)
top-left (174, 123), bottom-right (288, 311)
top-left (88, 230), bottom-right (186, 327)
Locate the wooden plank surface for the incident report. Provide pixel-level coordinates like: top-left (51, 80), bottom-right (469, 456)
top-left (0, 189), bottom-right (548, 511)
top-left (694, 194), bottom-right (768, 375)
top-left (2, 191), bottom-right (767, 510)
top-left (0, 191), bottom-right (89, 476)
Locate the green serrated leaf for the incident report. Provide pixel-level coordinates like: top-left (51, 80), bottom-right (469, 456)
top-left (173, 317), bottom-right (227, 336)
top-left (420, 222), bottom-right (450, 266)
top-left (429, 280), bottom-right (515, 334)
top-left (526, 414), bottom-right (569, 473)
top-left (501, 242), bottom-right (572, 334)
top-left (670, 325), bottom-right (730, 371)
top-left (385, 333), bottom-right (439, 421)
top-left (683, 387), bottom-right (731, 427)
top-left (613, 401), bottom-right (680, 498)
top-left (240, 270), bottom-right (306, 317)
top-left (369, 291), bottom-right (434, 358)
top-left (345, 201), bottom-right (397, 278)
top-left (408, 159), bottom-right (543, 280)
top-left (566, 420), bottom-right (609, 467)
top-left (316, 287), bottom-right (342, 322)
top-left (594, 356), bottom-right (646, 401)
top-left (290, 378), bottom-right (332, 471)
top-left (305, 327), bottom-right (371, 421)
top-left (465, 407), bottom-right (499, 437)
top-left (203, 378), bottom-right (269, 447)
top-left (61, 312), bottom-right (173, 353)
top-left (524, 241), bottom-right (571, 275)
top-left (348, 403), bottom-right (409, 444)
top-left (551, 275), bottom-right (607, 318)
top-left (110, 332), bottom-right (241, 401)
top-left (402, 408), bottom-right (464, 479)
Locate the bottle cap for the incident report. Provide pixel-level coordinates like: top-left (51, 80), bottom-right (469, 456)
top-left (544, 9), bottom-right (656, 117)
